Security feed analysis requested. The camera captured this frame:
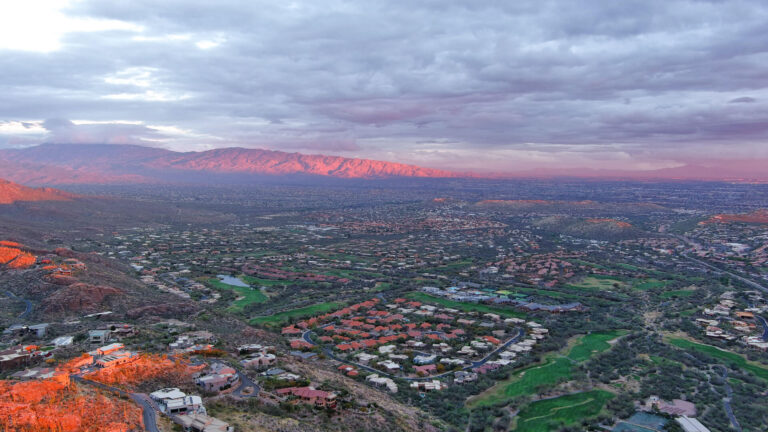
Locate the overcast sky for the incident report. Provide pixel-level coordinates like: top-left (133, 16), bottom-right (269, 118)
top-left (1, 0), bottom-right (767, 172)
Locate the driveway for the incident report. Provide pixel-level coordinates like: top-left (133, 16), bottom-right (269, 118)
top-left (207, 359), bottom-right (260, 398)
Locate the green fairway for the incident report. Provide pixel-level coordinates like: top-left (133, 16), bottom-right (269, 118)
top-left (370, 282), bottom-right (392, 292)
top-left (240, 274), bottom-right (289, 287)
top-left (250, 302), bottom-right (342, 327)
top-left (567, 330), bottom-right (626, 362)
top-left (512, 390), bottom-right (614, 432)
top-left (207, 278), bottom-right (269, 312)
top-left (667, 337), bottom-right (768, 381)
top-left (571, 260), bottom-right (692, 282)
top-left (307, 250), bottom-right (375, 264)
top-left (467, 331), bottom-right (625, 408)
top-left (512, 286), bottom-right (581, 300)
top-left (316, 267), bottom-right (386, 279)
top-left (566, 276), bottom-right (625, 292)
top-left (405, 292), bottom-right (525, 318)
top-left (633, 278), bottom-right (669, 291)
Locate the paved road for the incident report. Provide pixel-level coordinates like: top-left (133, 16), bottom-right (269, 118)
top-left (470, 328), bottom-right (525, 368)
top-left (716, 366), bottom-right (742, 432)
top-left (73, 375), bottom-right (159, 432)
top-left (5, 290), bottom-right (32, 320)
top-left (755, 315), bottom-right (768, 342)
top-left (680, 252), bottom-right (768, 294)
top-left (303, 327), bottom-right (525, 381)
top-left (233, 371), bottom-right (260, 398)
top-left (130, 393), bottom-right (161, 432)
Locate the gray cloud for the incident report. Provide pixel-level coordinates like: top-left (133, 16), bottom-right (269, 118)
top-left (0, 0), bottom-right (767, 171)
top-left (41, 118), bottom-right (167, 145)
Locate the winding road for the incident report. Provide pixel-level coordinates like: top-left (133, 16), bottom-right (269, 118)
top-left (130, 394), bottom-right (161, 432)
top-left (72, 375), bottom-right (160, 432)
top-left (5, 290), bottom-right (32, 320)
top-left (755, 315), bottom-right (768, 342)
top-left (303, 327), bottom-right (525, 381)
top-left (715, 366), bottom-right (742, 432)
top-left (679, 252), bottom-right (768, 295)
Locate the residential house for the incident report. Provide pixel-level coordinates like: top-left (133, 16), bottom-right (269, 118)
top-left (88, 329), bottom-right (111, 344)
top-left (276, 386), bottom-right (337, 408)
top-left (96, 351), bottom-right (136, 368)
top-left (196, 363), bottom-right (239, 393)
top-left (172, 413), bottom-right (234, 432)
top-left (240, 352), bottom-right (276, 370)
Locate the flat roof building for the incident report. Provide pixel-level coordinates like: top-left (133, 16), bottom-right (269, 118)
top-left (676, 416), bottom-right (711, 432)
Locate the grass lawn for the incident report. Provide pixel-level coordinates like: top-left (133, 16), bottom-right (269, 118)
top-left (405, 292), bottom-right (525, 318)
top-left (250, 302), bottom-right (342, 327)
top-left (307, 251), bottom-right (375, 264)
top-left (566, 276), bottom-right (625, 292)
top-left (572, 260), bottom-right (693, 282)
top-left (567, 330), bottom-right (627, 362)
top-left (633, 278), bottom-right (669, 291)
top-left (240, 275), bottom-right (289, 287)
top-left (467, 331), bottom-right (626, 408)
top-left (207, 278), bottom-right (268, 312)
top-left (436, 259), bottom-right (474, 271)
top-left (317, 267), bottom-right (385, 279)
top-left (512, 287), bottom-right (581, 300)
top-left (667, 337), bottom-right (768, 381)
top-left (659, 289), bottom-right (695, 299)
top-left (470, 356), bottom-right (574, 407)
top-left (512, 390), bottom-right (614, 432)
top-left (370, 282), bottom-right (392, 292)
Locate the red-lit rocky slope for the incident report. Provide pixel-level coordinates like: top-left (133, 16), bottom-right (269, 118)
top-left (0, 178), bottom-right (78, 204)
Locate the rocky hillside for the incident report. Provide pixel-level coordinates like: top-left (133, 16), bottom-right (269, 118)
top-left (0, 178), bottom-right (78, 204)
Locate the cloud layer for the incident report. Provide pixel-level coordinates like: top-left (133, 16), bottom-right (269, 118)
top-left (1, 0), bottom-right (767, 172)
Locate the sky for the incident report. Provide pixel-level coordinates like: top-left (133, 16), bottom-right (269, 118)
top-left (1, 0), bottom-right (767, 174)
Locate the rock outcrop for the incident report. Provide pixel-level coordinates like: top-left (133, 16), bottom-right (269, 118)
top-left (42, 283), bottom-right (124, 314)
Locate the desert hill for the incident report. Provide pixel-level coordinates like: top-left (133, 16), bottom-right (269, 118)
top-left (0, 178), bottom-right (78, 204)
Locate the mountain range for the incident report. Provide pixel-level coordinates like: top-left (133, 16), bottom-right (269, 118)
top-left (0, 144), bottom-right (456, 185)
top-left (0, 143), bottom-right (765, 186)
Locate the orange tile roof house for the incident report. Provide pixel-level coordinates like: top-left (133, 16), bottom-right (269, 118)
top-left (414, 364), bottom-right (437, 376)
top-left (276, 386), bottom-right (337, 408)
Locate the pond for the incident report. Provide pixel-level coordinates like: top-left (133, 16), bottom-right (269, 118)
top-left (217, 274), bottom-right (250, 287)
